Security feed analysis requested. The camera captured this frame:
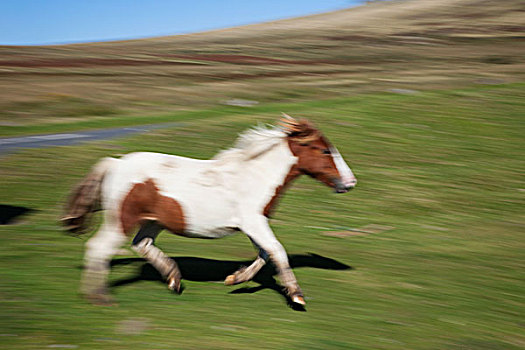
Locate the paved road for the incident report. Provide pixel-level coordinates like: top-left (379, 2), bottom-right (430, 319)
top-left (0, 122), bottom-right (183, 154)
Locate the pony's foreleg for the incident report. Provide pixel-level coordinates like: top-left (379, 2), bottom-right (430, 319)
top-left (242, 216), bottom-right (305, 305)
top-left (131, 221), bottom-right (182, 293)
top-left (81, 221), bottom-right (127, 305)
top-left (225, 239), bottom-right (269, 285)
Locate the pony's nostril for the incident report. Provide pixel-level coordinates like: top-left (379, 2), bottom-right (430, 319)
top-left (344, 179), bottom-right (357, 188)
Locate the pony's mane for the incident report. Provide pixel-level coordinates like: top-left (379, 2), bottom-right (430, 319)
top-left (213, 124), bottom-right (287, 163)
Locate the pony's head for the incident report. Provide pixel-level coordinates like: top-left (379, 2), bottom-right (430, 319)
top-left (281, 114), bottom-right (357, 193)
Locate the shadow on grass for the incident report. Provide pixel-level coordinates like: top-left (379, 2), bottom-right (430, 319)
top-left (0, 204), bottom-right (37, 225)
top-left (110, 253), bottom-right (351, 311)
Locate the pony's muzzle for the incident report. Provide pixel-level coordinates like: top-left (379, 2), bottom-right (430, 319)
top-left (333, 178), bottom-right (356, 193)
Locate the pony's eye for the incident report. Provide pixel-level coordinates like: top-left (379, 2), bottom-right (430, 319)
top-left (322, 149), bottom-right (331, 155)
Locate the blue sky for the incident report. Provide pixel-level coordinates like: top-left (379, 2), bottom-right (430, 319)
top-left (0, 0), bottom-right (363, 46)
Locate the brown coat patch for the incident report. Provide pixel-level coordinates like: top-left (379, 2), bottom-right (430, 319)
top-left (263, 121), bottom-right (342, 217)
top-left (287, 136), bottom-right (340, 188)
top-left (264, 164), bottom-right (301, 217)
top-left (120, 179), bottom-right (186, 235)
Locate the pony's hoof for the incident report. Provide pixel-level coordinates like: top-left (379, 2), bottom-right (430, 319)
top-left (86, 293), bottom-right (115, 306)
top-left (224, 274), bottom-right (236, 286)
top-left (167, 277), bottom-right (181, 294)
top-left (291, 295), bottom-right (306, 306)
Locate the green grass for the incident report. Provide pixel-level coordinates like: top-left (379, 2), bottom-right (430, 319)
top-left (0, 84), bottom-right (524, 349)
top-left (0, 97), bottom-right (369, 138)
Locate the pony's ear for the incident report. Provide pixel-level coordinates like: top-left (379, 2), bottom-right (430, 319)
top-left (281, 112), bottom-right (294, 120)
top-left (279, 115), bottom-right (320, 144)
top-left (278, 113), bottom-right (301, 134)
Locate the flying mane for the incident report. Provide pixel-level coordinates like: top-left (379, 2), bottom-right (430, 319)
top-left (213, 124), bottom-right (287, 163)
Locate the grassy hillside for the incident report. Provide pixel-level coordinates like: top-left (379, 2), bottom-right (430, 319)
top-left (1, 83), bottom-right (524, 349)
top-left (1, 0), bottom-right (524, 126)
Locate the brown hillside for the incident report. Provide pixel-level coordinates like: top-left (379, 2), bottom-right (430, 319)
top-left (1, 0), bottom-right (524, 124)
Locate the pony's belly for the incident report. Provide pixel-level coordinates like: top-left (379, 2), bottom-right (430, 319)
top-left (176, 191), bottom-right (241, 238)
top-left (182, 226), bottom-right (240, 239)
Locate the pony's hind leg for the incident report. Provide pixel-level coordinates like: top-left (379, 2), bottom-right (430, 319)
top-left (81, 219), bottom-right (126, 305)
top-left (131, 221), bottom-right (182, 293)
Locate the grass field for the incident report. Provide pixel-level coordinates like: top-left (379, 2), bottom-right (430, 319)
top-left (0, 83), bottom-right (523, 349)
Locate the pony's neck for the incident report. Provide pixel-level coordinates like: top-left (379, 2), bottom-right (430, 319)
top-left (235, 139), bottom-right (300, 216)
top-left (263, 162), bottom-right (302, 217)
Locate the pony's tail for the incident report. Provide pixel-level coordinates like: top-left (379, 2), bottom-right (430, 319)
top-left (61, 157), bottom-right (117, 235)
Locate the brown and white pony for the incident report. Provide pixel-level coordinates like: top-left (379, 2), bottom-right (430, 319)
top-left (62, 114), bottom-right (356, 306)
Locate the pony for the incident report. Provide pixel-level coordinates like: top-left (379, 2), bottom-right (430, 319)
top-left (62, 114), bottom-right (357, 306)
